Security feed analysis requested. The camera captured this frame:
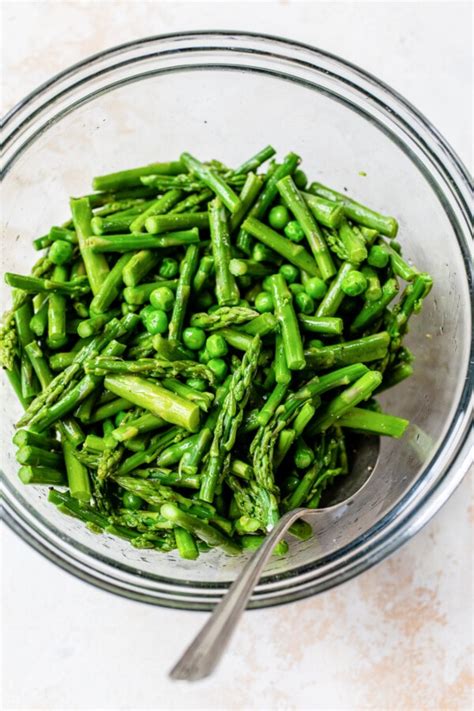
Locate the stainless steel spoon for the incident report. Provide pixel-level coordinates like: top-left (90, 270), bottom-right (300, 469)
top-left (170, 435), bottom-right (380, 681)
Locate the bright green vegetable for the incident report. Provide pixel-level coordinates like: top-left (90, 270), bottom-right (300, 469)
top-left (2, 148), bottom-right (431, 558)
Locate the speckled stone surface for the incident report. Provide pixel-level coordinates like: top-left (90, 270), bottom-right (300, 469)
top-left (2, 2), bottom-right (472, 709)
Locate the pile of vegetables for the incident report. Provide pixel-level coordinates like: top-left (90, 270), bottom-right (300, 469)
top-left (0, 146), bottom-right (432, 559)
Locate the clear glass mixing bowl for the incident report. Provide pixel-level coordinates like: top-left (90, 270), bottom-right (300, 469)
top-left (1, 32), bottom-right (472, 610)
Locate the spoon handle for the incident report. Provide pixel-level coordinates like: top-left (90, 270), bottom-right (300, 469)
top-left (169, 507), bottom-right (306, 681)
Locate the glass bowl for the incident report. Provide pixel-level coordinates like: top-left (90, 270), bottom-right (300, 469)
top-left (1, 32), bottom-right (472, 610)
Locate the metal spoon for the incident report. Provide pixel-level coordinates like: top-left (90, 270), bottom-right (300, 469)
top-left (170, 435), bottom-right (380, 681)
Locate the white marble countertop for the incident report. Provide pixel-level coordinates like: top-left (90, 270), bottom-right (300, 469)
top-left (2, 2), bottom-right (472, 709)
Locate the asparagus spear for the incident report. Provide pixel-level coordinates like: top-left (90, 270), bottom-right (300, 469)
top-left (85, 228), bottom-right (200, 253)
top-left (181, 152), bottom-right (242, 213)
top-left (234, 145), bottom-right (276, 175)
top-left (209, 198), bottom-right (240, 306)
top-left (70, 197), bottom-right (110, 296)
top-left (243, 217), bottom-right (320, 277)
top-left (269, 274), bottom-right (305, 371)
top-left (199, 335), bottom-right (261, 503)
top-left (190, 306), bottom-right (258, 330)
top-left (85, 356), bottom-right (214, 382)
top-left (237, 152), bottom-right (300, 254)
top-left (308, 371), bottom-right (383, 433)
top-left (92, 160), bottom-right (185, 191)
top-left (338, 407), bottom-right (409, 437)
top-left (161, 503), bottom-right (241, 556)
top-left (309, 182), bottom-right (399, 238)
top-left (304, 332), bottom-right (390, 369)
top-left (129, 189), bottom-right (183, 232)
top-left (104, 374), bottom-right (200, 432)
top-left (277, 175), bottom-right (336, 280)
top-left (145, 212), bottom-right (209, 235)
top-left (168, 244), bottom-right (200, 342)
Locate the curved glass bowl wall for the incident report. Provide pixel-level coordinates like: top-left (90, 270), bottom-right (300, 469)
top-left (1, 33), bottom-right (472, 609)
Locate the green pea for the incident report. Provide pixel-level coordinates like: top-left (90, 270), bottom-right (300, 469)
top-left (268, 205), bottom-right (290, 230)
top-left (159, 257), bottom-right (179, 278)
top-left (144, 308), bottom-right (168, 335)
top-left (207, 358), bottom-right (228, 382)
top-left (282, 473), bottom-right (300, 494)
top-left (238, 275), bottom-right (252, 289)
top-left (115, 411), bottom-right (128, 427)
top-left (150, 286), bottom-right (175, 311)
top-left (254, 291), bottom-right (274, 313)
top-left (367, 245), bottom-right (389, 269)
top-left (304, 276), bottom-right (327, 300)
top-left (293, 169), bottom-right (308, 189)
top-left (183, 327), bottom-right (206, 351)
top-left (206, 334), bottom-right (228, 358)
top-left (295, 291), bottom-right (315, 314)
top-left (198, 348), bottom-right (211, 364)
top-left (122, 491), bottom-right (144, 511)
top-left (186, 377), bottom-right (208, 392)
top-left (195, 291), bottom-right (214, 310)
top-left (308, 339), bottom-right (324, 349)
top-left (341, 271), bottom-right (368, 296)
top-left (49, 240), bottom-right (74, 265)
top-left (284, 220), bottom-right (305, 243)
top-left (262, 276), bottom-right (273, 293)
top-left (279, 264), bottom-right (299, 284)
top-left (289, 283), bottom-right (305, 295)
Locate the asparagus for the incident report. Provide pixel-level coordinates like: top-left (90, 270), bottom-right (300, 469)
top-left (269, 274), bottom-right (305, 371)
top-left (92, 160), bottom-right (185, 191)
top-left (171, 189), bottom-right (212, 214)
top-left (161, 503), bottom-right (241, 556)
top-left (181, 152), bottom-right (241, 213)
top-left (304, 332), bottom-right (390, 370)
top-left (122, 251), bottom-right (160, 287)
top-left (241, 312), bottom-right (277, 336)
top-left (316, 262), bottom-right (354, 317)
top-left (351, 278), bottom-right (399, 333)
top-left (123, 279), bottom-right (178, 305)
top-left (338, 218), bottom-right (368, 264)
top-left (338, 407), bottom-right (409, 438)
top-left (234, 145), bottom-right (276, 175)
top-left (168, 244), bottom-right (200, 342)
top-left (209, 198), bottom-right (240, 306)
top-left (26, 340), bottom-right (126, 432)
top-left (237, 152), bottom-right (300, 253)
top-left (193, 255), bottom-right (215, 293)
top-left (145, 212), bottom-right (209, 235)
top-left (19, 465), bottom-right (66, 485)
top-left (63, 439), bottom-right (91, 500)
top-left (104, 374), bottom-right (200, 432)
top-left (70, 197), bottom-right (110, 296)
top-left (309, 371), bottom-right (383, 433)
top-left (4, 273), bottom-right (90, 297)
top-left (190, 306), bottom-right (258, 331)
top-left (112, 412), bottom-right (167, 442)
top-left (199, 335), bottom-right (261, 502)
top-left (89, 254), bottom-right (133, 314)
top-left (85, 228), bottom-right (200, 253)
top-left (277, 175), bottom-right (336, 280)
top-left (130, 189), bottom-right (183, 232)
top-left (229, 173), bottom-right (263, 233)
top-left (309, 182), bottom-right (399, 238)
top-left (85, 355), bottom-right (214, 382)
top-left (300, 192), bottom-right (344, 228)
top-left (298, 315), bottom-right (344, 336)
top-left (243, 217), bottom-right (320, 276)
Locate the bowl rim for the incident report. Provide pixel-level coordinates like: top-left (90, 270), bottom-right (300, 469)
top-left (1, 30), bottom-right (472, 610)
